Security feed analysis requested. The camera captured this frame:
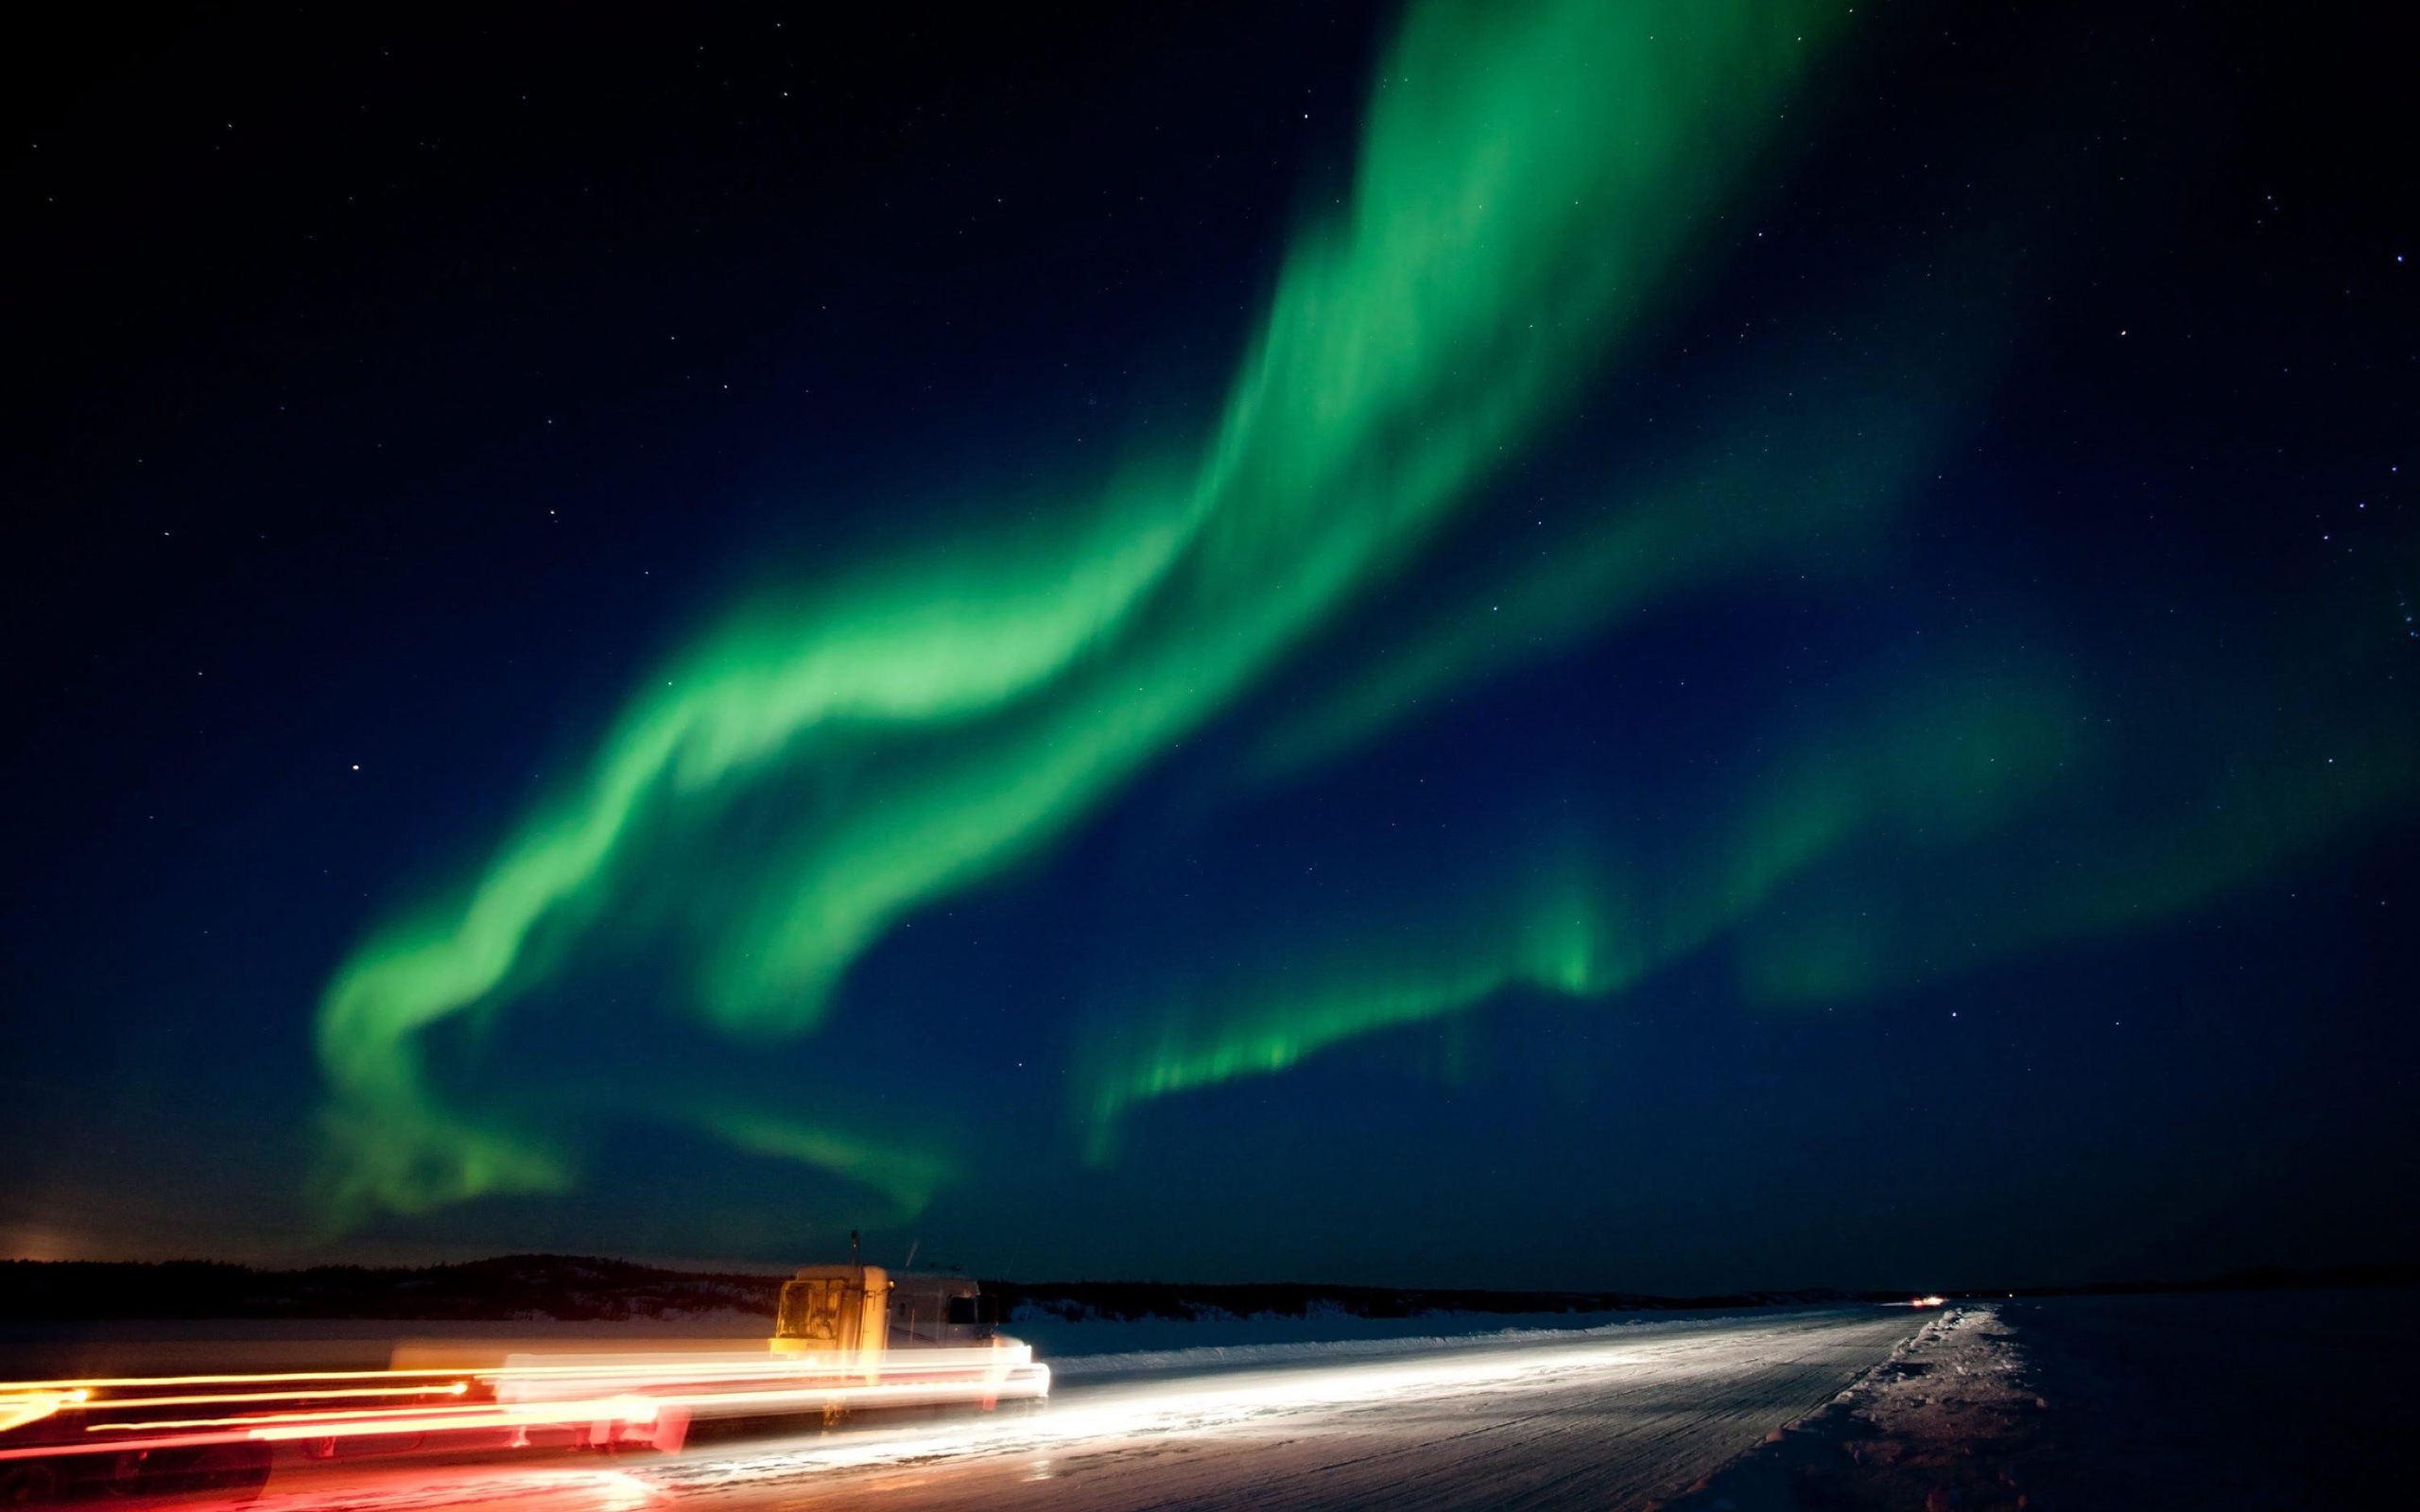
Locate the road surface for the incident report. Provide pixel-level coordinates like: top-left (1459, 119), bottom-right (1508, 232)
top-left (195, 1308), bottom-right (1913, 1512)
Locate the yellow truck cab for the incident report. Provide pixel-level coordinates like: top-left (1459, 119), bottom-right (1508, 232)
top-left (773, 1263), bottom-right (994, 1356)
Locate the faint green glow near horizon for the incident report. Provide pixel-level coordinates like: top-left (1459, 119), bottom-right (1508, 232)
top-left (1078, 663), bottom-right (2084, 1156)
top-left (315, 0), bottom-right (1855, 1222)
top-left (1732, 633), bottom-right (2420, 1007)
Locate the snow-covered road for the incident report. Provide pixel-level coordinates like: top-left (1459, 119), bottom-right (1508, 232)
top-left (225, 1308), bottom-right (1917, 1512)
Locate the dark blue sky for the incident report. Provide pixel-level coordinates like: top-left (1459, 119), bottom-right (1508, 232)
top-left (3, 0), bottom-right (2413, 1291)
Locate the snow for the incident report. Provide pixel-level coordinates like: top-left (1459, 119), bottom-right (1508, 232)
top-left (1011, 1305), bottom-right (1715, 1368)
top-left (1662, 1289), bottom-right (2420, 1511)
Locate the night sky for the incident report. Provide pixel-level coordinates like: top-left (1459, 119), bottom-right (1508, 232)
top-left (4, 0), bottom-right (2413, 1293)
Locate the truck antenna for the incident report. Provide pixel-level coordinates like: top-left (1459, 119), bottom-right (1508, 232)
top-left (850, 1229), bottom-right (860, 1268)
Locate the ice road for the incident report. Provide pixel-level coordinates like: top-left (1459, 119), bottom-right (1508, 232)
top-left (225, 1308), bottom-right (1916, 1511)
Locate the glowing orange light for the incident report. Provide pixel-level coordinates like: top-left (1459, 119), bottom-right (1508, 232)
top-left (0, 1390), bottom-right (84, 1435)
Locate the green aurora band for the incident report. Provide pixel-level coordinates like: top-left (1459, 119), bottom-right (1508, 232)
top-left (315, 0), bottom-right (1867, 1221)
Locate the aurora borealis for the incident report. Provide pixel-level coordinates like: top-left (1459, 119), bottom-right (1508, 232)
top-left (4, 0), bottom-right (2415, 1289)
top-left (316, 0), bottom-right (1863, 1221)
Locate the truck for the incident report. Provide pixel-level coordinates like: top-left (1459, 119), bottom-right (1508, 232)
top-left (0, 1261), bottom-right (1047, 1503)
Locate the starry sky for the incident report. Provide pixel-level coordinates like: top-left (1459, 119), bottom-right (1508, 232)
top-left (3, 0), bottom-right (2413, 1292)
